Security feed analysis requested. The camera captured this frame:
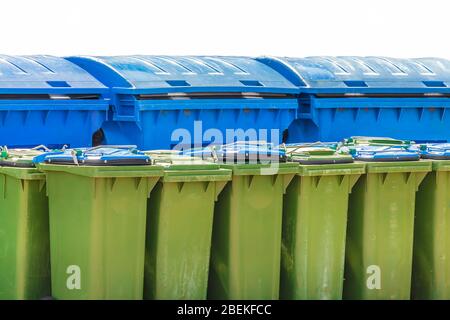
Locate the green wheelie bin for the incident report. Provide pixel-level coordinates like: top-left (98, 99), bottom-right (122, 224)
top-left (37, 146), bottom-right (163, 300)
top-left (0, 147), bottom-right (52, 299)
top-left (342, 138), bottom-right (431, 300)
top-left (412, 143), bottom-right (450, 299)
top-left (206, 142), bottom-right (297, 300)
top-left (143, 151), bottom-right (231, 300)
top-left (281, 144), bottom-right (365, 300)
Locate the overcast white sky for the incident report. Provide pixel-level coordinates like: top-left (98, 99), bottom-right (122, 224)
top-left (1, 0), bottom-right (449, 58)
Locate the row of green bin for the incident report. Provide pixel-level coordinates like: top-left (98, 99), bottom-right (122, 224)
top-left (0, 140), bottom-right (449, 300)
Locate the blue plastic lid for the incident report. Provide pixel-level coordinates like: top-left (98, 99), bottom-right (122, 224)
top-left (346, 145), bottom-right (420, 162)
top-left (416, 143), bottom-right (450, 160)
top-left (66, 56), bottom-right (298, 94)
top-left (181, 147), bottom-right (212, 158)
top-left (182, 141), bottom-right (286, 163)
top-left (285, 142), bottom-right (354, 165)
top-left (0, 55), bottom-right (107, 94)
top-left (41, 146), bottom-right (151, 166)
top-left (285, 141), bottom-right (340, 150)
top-left (257, 56), bottom-right (450, 93)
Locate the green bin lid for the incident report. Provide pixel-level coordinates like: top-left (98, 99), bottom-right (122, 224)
top-left (145, 150), bottom-right (219, 168)
top-left (144, 150), bottom-right (232, 182)
top-left (0, 145), bottom-right (54, 168)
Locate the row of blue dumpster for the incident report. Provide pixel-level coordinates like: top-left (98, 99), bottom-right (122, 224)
top-left (1, 55), bottom-right (450, 149)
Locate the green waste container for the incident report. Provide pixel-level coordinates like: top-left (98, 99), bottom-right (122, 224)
top-left (412, 143), bottom-right (450, 299)
top-left (37, 146), bottom-right (163, 300)
top-left (143, 151), bottom-right (231, 300)
top-left (0, 147), bottom-right (52, 299)
top-left (281, 144), bottom-right (365, 300)
top-left (342, 140), bottom-right (431, 300)
top-left (208, 159), bottom-right (298, 300)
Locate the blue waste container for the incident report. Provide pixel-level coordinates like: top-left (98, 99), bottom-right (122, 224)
top-left (257, 56), bottom-right (450, 143)
top-left (0, 55), bottom-right (109, 148)
top-left (66, 56), bottom-right (298, 150)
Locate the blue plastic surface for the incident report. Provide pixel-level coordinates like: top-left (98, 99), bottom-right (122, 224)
top-left (41, 145), bottom-right (151, 165)
top-left (415, 143), bottom-right (450, 159)
top-left (284, 141), bottom-right (340, 149)
top-left (0, 55), bottom-right (109, 148)
top-left (258, 56), bottom-right (450, 143)
top-left (346, 145), bottom-right (420, 162)
top-left (66, 56), bottom-right (299, 149)
top-left (182, 141), bottom-right (286, 162)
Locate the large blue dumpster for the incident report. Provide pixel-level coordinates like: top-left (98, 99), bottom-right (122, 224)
top-left (0, 55), bottom-right (109, 148)
top-left (258, 56), bottom-right (450, 143)
top-left (66, 56), bottom-right (298, 150)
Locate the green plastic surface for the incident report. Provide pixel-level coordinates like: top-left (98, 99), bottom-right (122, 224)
top-left (281, 163), bottom-right (365, 300)
top-left (38, 164), bottom-right (163, 300)
top-left (412, 160), bottom-right (450, 299)
top-left (144, 153), bottom-right (231, 300)
top-left (344, 160), bottom-right (431, 300)
top-left (0, 167), bottom-right (50, 300)
top-left (208, 162), bottom-right (297, 300)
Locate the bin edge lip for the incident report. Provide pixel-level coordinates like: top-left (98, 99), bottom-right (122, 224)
top-left (297, 162), bottom-right (366, 176)
top-left (36, 163), bottom-right (164, 178)
top-left (360, 160), bottom-right (432, 173)
top-left (0, 167), bottom-right (45, 180)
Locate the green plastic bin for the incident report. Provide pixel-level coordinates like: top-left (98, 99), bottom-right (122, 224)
top-left (143, 152), bottom-right (231, 300)
top-left (343, 144), bottom-right (431, 299)
top-left (412, 153), bottom-right (450, 299)
top-left (0, 148), bottom-right (51, 299)
top-left (281, 145), bottom-right (365, 299)
top-left (208, 162), bottom-right (297, 300)
top-left (38, 151), bottom-right (163, 300)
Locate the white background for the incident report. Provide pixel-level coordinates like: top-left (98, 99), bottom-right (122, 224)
top-left (1, 0), bottom-right (449, 58)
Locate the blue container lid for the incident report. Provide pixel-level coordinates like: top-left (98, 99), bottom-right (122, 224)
top-left (182, 141), bottom-right (286, 163)
top-left (41, 146), bottom-right (151, 166)
top-left (181, 147), bottom-right (212, 158)
top-left (66, 56), bottom-right (298, 95)
top-left (257, 56), bottom-right (450, 94)
top-left (346, 145), bottom-right (420, 162)
top-left (416, 143), bottom-right (450, 160)
top-left (0, 55), bottom-right (108, 95)
top-left (285, 141), bottom-right (340, 150)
